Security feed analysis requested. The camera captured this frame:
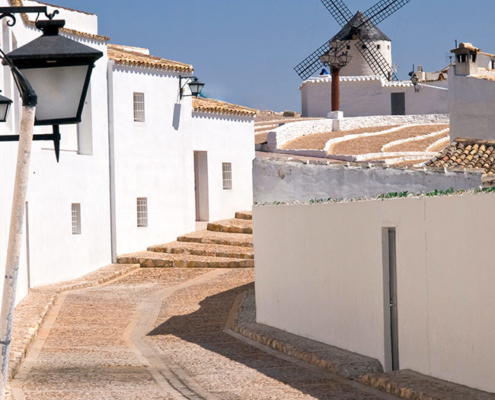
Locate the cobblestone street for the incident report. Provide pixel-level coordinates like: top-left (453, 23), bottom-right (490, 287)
top-left (10, 268), bottom-right (398, 400)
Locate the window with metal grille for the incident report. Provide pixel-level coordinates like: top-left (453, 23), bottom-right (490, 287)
top-left (137, 198), bottom-right (148, 227)
top-left (71, 203), bottom-right (81, 234)
top-left (222, 163), bottom-right (232, 190)
top-left (133, 92), bottom-right (145, 122)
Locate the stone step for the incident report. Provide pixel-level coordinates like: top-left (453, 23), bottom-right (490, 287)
top-left (147, 241), bottom-right (253, 259)
top-left (117, 251), bottom-right (253, 268)
top-left (207, 218), bottom-right (252, 234)
top-left (177, 230), bottom-right (253, 248)
top-left (235, 211), bottom-right (252, 220)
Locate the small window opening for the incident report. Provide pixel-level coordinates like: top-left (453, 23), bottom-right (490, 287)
top-left (458, 54), bottom-right (467, 63)
top-left (346, 45), bottom-right (351, 50)
top-left (133, 92), bottom-right (145, 122)
top-left (71, 204), bottom-right (81, 234)
top-left (222, 163), bottom-right (232, 190)
top-left (377, 44), bottom-right (381, 50)
top-left (137, 198), bottom-right (148, 227)
top-left (471, 53), bottom-right (477, 63)
top-left (491, 60), bottom-right (495, 70)
top-left (362, 44), bottom-right (367, 49)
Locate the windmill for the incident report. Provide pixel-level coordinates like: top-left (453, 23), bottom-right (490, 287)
top-left (294, 0), bottom-right (413, 82)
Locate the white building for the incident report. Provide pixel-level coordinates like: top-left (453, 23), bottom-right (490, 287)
top-left (301, 75), bottom-right (449, 118)
top-left (0, 0), bottom-right (256, 304)
top-left (449, 42), bottom-right (495, 142)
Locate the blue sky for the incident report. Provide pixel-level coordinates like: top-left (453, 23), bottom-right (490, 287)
top-left (52, 0), bottom-right (494, 112)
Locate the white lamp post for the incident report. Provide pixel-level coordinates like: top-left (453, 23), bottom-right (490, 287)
top-left (0, 11), bottom-right (102, 400)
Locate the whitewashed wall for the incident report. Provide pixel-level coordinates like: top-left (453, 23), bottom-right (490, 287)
top-left (254, 193), bottom-right (495, 393)
top-left (301, 77), bottom-right (449, 118)
top-left (449, 66), bottom-right (495, 141)
top-left (109, 66), bottom-right (196, 256)
top-left (189, 112), bottom-right (254, 223)
top-left (0, 3), bottom-right (111, 305)
top-left (253, 157), bottom-right (482, 203)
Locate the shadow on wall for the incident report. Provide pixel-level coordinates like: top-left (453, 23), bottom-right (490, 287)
top-left (173, 103), bottom-right (181, 130)
top-left (148, 283), bottom-right (350, 399)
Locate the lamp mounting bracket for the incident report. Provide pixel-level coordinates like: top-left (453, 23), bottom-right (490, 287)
top-left (0, 124), bottom-right (61, 162)
top-left (0, 7), bottom-right (48, 27)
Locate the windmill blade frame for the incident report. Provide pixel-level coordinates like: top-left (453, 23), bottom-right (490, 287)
top-left (320, 0), bottom-right (354, 27)
top-left (361, 0), bottom-right (413, 28)
top-left (354, 36), bottom-right (398, 81)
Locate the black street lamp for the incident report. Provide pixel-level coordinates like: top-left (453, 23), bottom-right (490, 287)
top-left (6, 19), bottom-right (102, 126)
top-left (179, 75), bottom-right (205, 99)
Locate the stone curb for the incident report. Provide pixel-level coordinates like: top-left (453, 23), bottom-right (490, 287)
top-left (231, 289), bottom-right (383, 380)
top-left (357, 370), bottom-right (495, 400)
top-left (8, 263), bottom-right (139, 380)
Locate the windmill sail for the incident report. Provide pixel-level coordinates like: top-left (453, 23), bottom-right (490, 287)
top-left (294, 41), bottom-right (333, 81)
top-left (362, 0), bottom-right (413, 27)
top-left (355, 38), bottom-right (398, 81)
top-left (320, 0), bottom-right (354, 27)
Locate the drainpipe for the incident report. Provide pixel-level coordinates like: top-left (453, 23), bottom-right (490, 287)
top-left (107, 60), bottom-right (117, 263)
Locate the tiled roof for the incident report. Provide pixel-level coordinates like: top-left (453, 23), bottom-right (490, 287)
top-left (108, 44), bottom-right (193, 73)
top-left (192, 97), bottom-right (257, 117)
top-left (9, 0), bottom-right (110, 41)
top-left (424, 138), bottom-right (495, 174)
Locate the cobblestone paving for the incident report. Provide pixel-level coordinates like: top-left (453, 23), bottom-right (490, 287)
top-left (12, 269), bottom-right (398, 400)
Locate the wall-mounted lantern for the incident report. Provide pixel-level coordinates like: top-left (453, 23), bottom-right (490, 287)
top-left (179, 75), bottom-right (205, 99)
top-left (0, 93), bottom-right (12, 122)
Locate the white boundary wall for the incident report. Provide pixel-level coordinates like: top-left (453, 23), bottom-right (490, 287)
top-left (253, 158), bottom-right (483, 203)
top-left (267, 114), bottom-right (449, 151)
top-left (300, 77), bottom-right (449, 118)
top-left (254, 193), bottom-right (495, 393)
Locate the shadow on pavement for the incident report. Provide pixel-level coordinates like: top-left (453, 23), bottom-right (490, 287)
top-left (148, 282), bottom-right (381, 400)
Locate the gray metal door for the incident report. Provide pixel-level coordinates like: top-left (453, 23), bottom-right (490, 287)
top-left (391, 93), bottom-right (406, 115)
top-left (388, 228), bottom-right (400, 371)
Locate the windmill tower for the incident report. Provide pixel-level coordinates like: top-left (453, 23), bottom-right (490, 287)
top-left (295, 0), bottom-right (414, 81)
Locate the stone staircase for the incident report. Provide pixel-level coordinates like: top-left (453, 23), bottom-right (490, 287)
top-left (117, 211), bottom-right (253, 268)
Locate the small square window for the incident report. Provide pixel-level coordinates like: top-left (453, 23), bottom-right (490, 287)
top-left (137, 198), bottom-right (148, 227)
top-left (133, 93), bottom-right (145, 122)
top-left (222, 163), bottom-right (232, 190)
top-left (71, 203), bottom-right (81, 234)
top-left (377, 44), bottom-right (381, 50)
top-left (346, 45), bottom-right (351, 50)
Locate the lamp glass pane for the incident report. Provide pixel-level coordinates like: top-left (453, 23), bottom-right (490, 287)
top-left (189, 82), bottom-right (203, 96)
top-left (0, 103), bottom-right (9, 122)
top-left (22, 65), bottom-right (89, 122)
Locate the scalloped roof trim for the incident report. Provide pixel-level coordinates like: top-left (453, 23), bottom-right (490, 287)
top-left (108, 44), bottom-right (193, 73)
top-left (192, 97), bottom-right (257, 117)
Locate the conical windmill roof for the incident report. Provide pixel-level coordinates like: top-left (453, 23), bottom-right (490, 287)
top-left (331, 11), bottom-right (391, 42)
